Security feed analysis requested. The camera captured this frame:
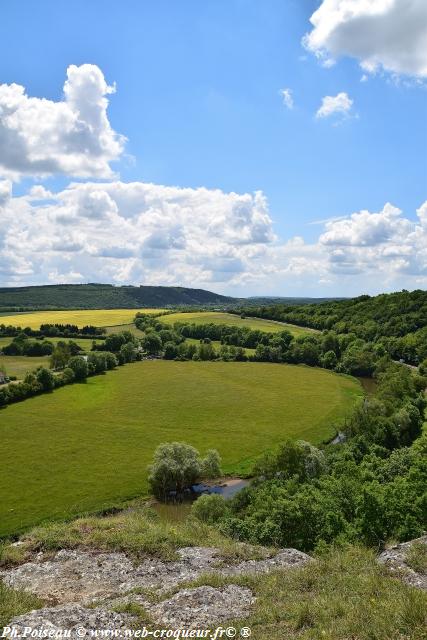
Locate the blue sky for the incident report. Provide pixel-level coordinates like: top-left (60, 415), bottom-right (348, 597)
top-left (0, 0), bottom-right (426, 295)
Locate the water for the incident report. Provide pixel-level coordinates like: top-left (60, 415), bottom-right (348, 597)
top-left (191, 479), bottom-right (249, 499)
top-left (152, 501), bottom-right (192, 523)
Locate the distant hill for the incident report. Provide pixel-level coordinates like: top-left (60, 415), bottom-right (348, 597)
top-left (246, 296), bottom-right (345, 305)
top-left (0, 284), bottom-right (237, 310)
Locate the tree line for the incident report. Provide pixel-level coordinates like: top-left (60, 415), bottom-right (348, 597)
top-left (232, 289), bottom-right (427, 365)
top-left (136, 313), bottom-right (427, 378)
top-left (0, 323), bottom-right (105, 338)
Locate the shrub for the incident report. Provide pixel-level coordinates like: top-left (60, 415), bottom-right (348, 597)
top-left (201, 449), bottom-right (222, 479)
top-left (192, 494), bottom-right (229, 524)
top-left (68, 356), bottom-right (88, 381)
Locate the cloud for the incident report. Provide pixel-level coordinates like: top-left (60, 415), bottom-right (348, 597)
top-left (0, 64), bottom-right (125, 180)
top-left (1, 179), bottom-right (426, 296)
top-left (316, 92), bottom-right (353, 119)
top-left (0, 180), bottom-right (275, 289)
top-left (303, 0), bottom-right (427, 78)
top-left (0, 179), bottom-right (12, 206)
top-left (319, 203), bottom-right (409, 245)
top-left (280, 88), bottom-right (294, 109)
top-left (319, 201), bottom-right (427, 277)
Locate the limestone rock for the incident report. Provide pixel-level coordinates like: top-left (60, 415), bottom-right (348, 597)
top-left (378, 535), bottom-right (427, 590)
top-left (0, 550), bottom-right (135, 605)
top-left (222, 548), bottom-right (311, 577)
top-left (1, 545), bottom-right (311, 605)
top-left (3, 604), bottom-right (133, 639)
top-left (149, 585), bottom-right (255, 628)
top-left (1, 544), bottom-right (312, 632)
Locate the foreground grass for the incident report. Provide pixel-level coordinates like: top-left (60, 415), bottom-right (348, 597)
top-left (0, 309), bottom-right (163, 330)
top-left (161, 311), bottom-right (316, 337)
top-left (0, 361), bottom-right (362, 537)
top-left (0, 582), bottom-right (43, 629)
top-left (0, 508), bottom-right (267, 565)
top-left (179, 546), bottom-right (427, 640)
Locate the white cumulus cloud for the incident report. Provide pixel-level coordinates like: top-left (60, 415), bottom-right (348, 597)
top-left (319, 201), bottom-right (427, 277)
top-left (0, 180), bottom-right (275, 289)
top-left (316, 92), bottom-right (353, 119)
top-left (0, 180), bottom-right (426, 296)
top-left (0, 64), bottom-right (125, 180)
top-left (303, 0), bottom-right (427, 78)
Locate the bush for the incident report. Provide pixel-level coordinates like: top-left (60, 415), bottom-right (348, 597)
top-left (35, 367), bottom-right (55, 391)
top-left (68, 356), bottom-right (88, 381)
top-left (200, 449), bottom-right (222, 479)
top-left (192, 494), bottom-right (229, 524)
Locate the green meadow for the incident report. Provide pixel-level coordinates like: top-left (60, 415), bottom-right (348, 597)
top-left (0, 355), bottom-right (50, 379)
top-left (161, 311), bottom-right (316, 336)
top-left (0, 337), bottom-right (104, 379)
top-left (0, 360), bottom-right (362, 536)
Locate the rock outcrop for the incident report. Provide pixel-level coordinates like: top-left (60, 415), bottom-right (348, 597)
top-left (1, 546), bottom-right (310, 605)
top-left (3, 605), bottom-right (133, 639)
top-left (378, 535), bottom-right (427, 591)
top-left (1, 545), bottom-right (311, 636)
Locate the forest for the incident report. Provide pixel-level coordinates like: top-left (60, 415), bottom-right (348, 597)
top-left (236, 289), bottom-right (427, 365)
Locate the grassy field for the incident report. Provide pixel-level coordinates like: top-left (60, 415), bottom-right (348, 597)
top-left (0, 337), bottom-right (105, 379)
top-left (0, 361), bottom-right (362, 536)
top-left (0, 309), bottom-right (164, 330)
top-left (161, 311), bottom-right (316, 336)
top-left (104, 323), bottom-right (145, 336)
top-left (0, 355), bottom-right (50, 378)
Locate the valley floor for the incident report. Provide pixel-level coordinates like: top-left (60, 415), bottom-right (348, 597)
top-left (0, 361), bottom-right (362, 537)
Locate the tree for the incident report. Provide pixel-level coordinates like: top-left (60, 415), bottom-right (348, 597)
top-left (87, 352), bottom-right (107, 374)
top-left (68, 356), bottom-right (88, 381)
top-left (120, 341), bottom-right (138, 363)
top-left (50, 342), bottom-right (71, 370)
top-left (36, 367), bottom-right (55, 391)
top-left (148, 442), bottom-right (201, 500)
top-left (103, 352), bottom-right (118, 369)
top-left (104, 333), bottom-right (128, 352)
top-left (164, 342), bottom-right (178, 360)
top-left (142, 333), bottom-right (162, 355)
top-left (321, 350), bottom-right (338, 370)
top-left (201, 449), bottom-right (222, 479)
top-left (61, 367), bottom-right (75, 384)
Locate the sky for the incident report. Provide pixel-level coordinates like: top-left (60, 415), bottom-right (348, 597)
top-left (0, 0), bottom-right (426, 297)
